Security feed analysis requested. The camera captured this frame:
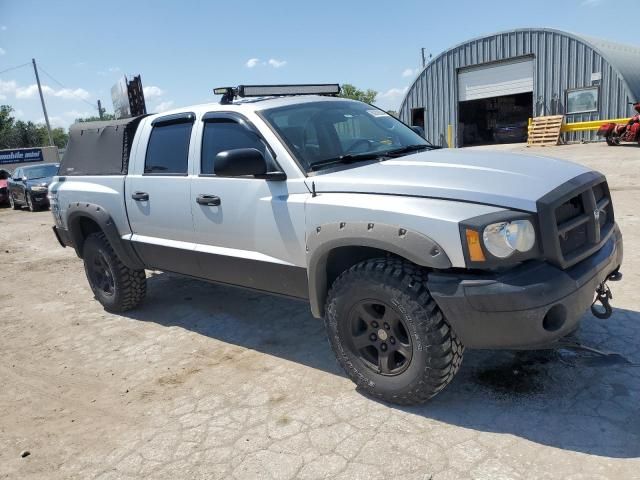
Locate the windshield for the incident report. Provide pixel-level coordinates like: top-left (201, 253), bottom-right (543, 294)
top-left (23, 164), bottom-right (59, 180)
top-left (261, 101), bottom-right (431, 172)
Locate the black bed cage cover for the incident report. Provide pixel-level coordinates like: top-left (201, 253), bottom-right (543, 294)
top-left (59, 115), bottom-right (148, 176)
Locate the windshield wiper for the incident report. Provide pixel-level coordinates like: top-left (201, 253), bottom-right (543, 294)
top-left (384, 144), bottom-right (441, 157)
top-left (310, 152), bottom-right (385, 171)
top-left (309, 144), bottom-right (442, 171)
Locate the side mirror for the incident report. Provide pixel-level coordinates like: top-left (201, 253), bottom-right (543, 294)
top-left (411, 125), bottom-right (426, 138)
top-left (214, 148), bottom-right (267, 177)
top-left (21, 176), bottom-right (28, 182)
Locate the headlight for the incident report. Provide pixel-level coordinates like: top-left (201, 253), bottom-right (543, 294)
top-left (31, 186), bottom-right (48, 192)
top-left (482, 220), bottom-right (536, 258)
top-left (462, 213), bottom-right (538, 265)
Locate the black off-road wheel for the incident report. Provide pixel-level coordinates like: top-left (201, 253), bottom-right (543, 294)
top-left (325, 258), bottom-right (464, 405)
top-left (606, 136), bottom-right (620, 146)
top-left (82, 232), bottom-right (146, 312)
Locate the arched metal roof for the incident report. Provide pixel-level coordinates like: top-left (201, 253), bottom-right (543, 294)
top-left (399, 28), bottom-right (640, 145)
top-left (577, 33), bottom-right (640, 100)
top-left (403, 28), bottom-right (640, 109)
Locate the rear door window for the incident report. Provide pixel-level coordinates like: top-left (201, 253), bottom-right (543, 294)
top-left (144, 117), bottom-right (193, 175)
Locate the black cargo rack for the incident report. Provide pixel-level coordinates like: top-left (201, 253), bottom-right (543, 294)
top-left (213, 84), bottom-right (341, 105)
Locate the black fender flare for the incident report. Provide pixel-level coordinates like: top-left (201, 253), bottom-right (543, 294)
top-left (66, 202), bottom-right (145, 270)
top-left (306, 221), bottom-right (451, 317)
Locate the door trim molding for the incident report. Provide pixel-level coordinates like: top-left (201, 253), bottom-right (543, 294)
top-left (125, 233), bottom-right (300, 267)
top-left (125, 234), bottom-right (309, 299)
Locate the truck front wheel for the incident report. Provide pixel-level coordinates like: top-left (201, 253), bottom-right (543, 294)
top-left (82, 232), bottom-right (146, 312)
top-left (324, 258), bottom-right (463, 405)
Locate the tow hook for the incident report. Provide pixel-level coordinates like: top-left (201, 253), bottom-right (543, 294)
top-left (590, 271), bottom-right (622, 320)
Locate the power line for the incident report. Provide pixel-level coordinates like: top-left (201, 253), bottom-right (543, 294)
top-left (0, 62), bottom-right (31, 76)
top-left (38, 64), bottom-right (98, 110)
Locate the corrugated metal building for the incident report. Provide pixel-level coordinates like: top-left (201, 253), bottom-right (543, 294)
top-left (398, 28), bottom-right (640, 147)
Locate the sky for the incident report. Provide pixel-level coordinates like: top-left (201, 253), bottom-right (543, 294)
top-left (0, 0), bottom-right (636, 129)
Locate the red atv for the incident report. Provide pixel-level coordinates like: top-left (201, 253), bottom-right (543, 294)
top-left (597, 102), bottom-right (640, 146)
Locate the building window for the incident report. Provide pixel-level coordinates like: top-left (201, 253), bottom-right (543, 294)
top-left (566, 87), bottom-right (599, 114)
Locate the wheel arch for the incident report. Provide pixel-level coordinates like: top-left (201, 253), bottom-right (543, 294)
top-left (66, 202), bottom-right (144, 269)
top-left (307, 222), bottom-right (451, 317)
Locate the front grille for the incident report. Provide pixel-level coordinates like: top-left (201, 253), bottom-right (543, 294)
top-left (537, 173), bottom-right (615, 269)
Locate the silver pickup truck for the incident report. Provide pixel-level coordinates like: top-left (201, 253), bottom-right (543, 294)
top-left (50, 84), bottom-right (623, 405)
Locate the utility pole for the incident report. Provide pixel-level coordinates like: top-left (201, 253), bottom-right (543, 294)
top-left (97, 99), bottom-right (105, 120)
top-left (421, 48), bottom-right (426, 68)
top-left (32, 58), bottom-right (53, 146)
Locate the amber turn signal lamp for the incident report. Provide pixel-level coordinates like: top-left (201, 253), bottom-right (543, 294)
top-left (465, 228), bottom-right (486, 262)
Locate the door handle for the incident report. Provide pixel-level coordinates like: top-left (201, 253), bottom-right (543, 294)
top-left (131, 191), bottom-right (149, 201)
top-left (196, 194), bottom-right (221, 206)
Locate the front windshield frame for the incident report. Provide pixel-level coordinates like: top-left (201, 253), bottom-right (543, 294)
top-left (23, 164), bottom-right (59, 180)
top-left (259, 100), bottom-right (432, 175)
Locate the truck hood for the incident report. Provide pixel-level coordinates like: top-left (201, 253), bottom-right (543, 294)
top-left (308, 149), bottom-right (592, 212)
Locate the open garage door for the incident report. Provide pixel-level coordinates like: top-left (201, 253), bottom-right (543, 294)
top-left (458, 58), bottom-right (534, 147)
top-left (458, 58), bottom-right (534, 101)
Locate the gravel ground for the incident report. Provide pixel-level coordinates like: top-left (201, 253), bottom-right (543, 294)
top-left (1, 142), bottom-right (639, 479)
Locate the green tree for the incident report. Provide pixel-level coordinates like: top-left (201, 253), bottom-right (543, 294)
top-left (75, 113), bottom-right (116, 123)
top-left (11, 120), bottom-right (45, 148)
top-left (0, 104), bottom-right (68, 149)
top-left (0, 105), bottom-right (16, 149)
top-left (339, 84), bottom-right (377, 104)
top-left (50, 127), bottom-right (69, 149)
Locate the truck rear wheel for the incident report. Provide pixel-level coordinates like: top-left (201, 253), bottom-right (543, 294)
top-left (324, 258), bottom-right (463, 405)
top-left (82, 232), bottom-right (146, 312)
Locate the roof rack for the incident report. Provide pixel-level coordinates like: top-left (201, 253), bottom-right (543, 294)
top-left (213, 84), bottom-right (341, 105)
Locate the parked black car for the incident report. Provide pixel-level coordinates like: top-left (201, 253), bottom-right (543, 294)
top-left (493, 120), bottom-right (529, 144)
top-left (8, 163), bottom-right (59, 211)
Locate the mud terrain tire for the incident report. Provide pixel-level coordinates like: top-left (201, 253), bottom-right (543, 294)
top-left (325, 258), bottom-right (464, 405)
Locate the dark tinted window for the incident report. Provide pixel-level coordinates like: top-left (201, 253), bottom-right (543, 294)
top-left (23, 164), bottom-right (59, 179)
top-left (201, 120), bottom-right (272, 174)
top-left (262, 101), bottom-right (428, 171)
top-left (145, 122), bottom-right (193, 174)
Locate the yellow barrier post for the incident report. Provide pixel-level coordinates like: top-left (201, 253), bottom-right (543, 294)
top-left (447, 124), bottom-right (453, 148)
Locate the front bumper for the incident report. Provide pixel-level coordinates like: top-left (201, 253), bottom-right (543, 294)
top-left (30, 191), bottom-right (49, 205)
top-left (427, 224), bottom-right (623, 349)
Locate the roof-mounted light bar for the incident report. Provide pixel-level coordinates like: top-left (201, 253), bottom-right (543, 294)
top-left (213, 84), bottom-right (341, 104)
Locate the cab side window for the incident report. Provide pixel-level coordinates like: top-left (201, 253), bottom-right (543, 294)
top-left (201, 119), bottom-right (274, 175)
top-left (144, 117), bottom-right (193, 175)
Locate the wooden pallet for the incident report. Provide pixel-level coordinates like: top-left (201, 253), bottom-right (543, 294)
top-left (527, 115), bottom-right (564, 146)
